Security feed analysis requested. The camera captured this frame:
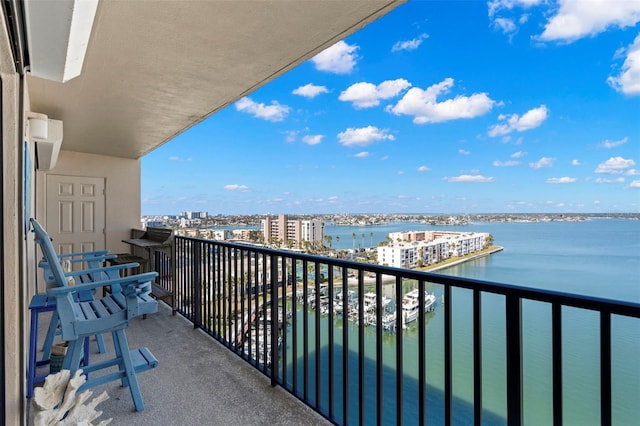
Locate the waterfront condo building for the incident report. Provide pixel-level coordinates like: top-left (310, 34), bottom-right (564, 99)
top-left (378, 231), bottom-right (489, 268)
top-left (182, 211), bottom-right (208, 220)
top-left (262, 214), bottom-right (325, 249)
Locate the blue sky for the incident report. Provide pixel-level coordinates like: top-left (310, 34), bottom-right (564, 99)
top-left (142, 0), bottom-right (640, 216)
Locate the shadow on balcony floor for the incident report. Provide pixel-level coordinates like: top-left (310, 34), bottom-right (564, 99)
top-left (29, 303), bottom-right (330, 425)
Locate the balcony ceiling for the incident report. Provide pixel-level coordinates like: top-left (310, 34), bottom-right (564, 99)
top-left (26, 0), bottom-right (404, 159)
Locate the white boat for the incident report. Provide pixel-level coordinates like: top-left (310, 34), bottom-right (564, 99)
top-left (402, 289), bottom-right (436, 328)
top-left (381, 312), bottom-right (397, 332)
top-left (362, 292), bottom-right (378, 312)
top-left (361, 292), bottom-right (393, 311)
top-left (335, 289), bottom-right (356, 303)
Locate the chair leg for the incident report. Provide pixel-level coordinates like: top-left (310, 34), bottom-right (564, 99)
top-left (42, 312), bottom-right (60, 361)
top-left (63, 339), bottom-right (85, 373)
top-left (113, 328), bottom-right (145, 411)
top-left (27, 308), bottom-right (39, 398)
top-left (111, 330), bottom-right (129, 388)
top-left (95, 334), bottom-right (106, 353)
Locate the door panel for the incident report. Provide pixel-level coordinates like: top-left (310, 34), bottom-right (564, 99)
top-left (46, 175), bottom-right (105, 257)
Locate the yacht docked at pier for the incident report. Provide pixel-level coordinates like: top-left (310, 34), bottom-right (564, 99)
top-left (401, 289), bottom-right (436, 328)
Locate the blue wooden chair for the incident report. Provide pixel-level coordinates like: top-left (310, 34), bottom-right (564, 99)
top-left (28, 228), bottom-right (127, 397)
top-left (33, 221), bottom-right (149, 360)
top-left (37, 251), bottom-right (145, 359)
top-left (31, 218), bottom-right (159, 411)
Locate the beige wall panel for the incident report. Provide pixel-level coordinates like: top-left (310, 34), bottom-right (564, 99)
top-left (2, 72), bottom-right (26, 424)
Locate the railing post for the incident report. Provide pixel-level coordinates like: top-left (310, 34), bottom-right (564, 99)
top-left (192, 241), bottom-right (202, 329)
top-left (444, 285), bottom-right (452, 426)
top-left (315, 263), bottom-right (321, 405)
top-left (396, 276), bottom-right (404, 426)
top-left (170, 237), bottom-right (176, 314)
top-left (600, 311), bottom-right (611, 426)
top-left (552, 303), bottom-right (562, 426)
top-left (375, 272), bottom-right (383, 426)
top-left (506, 295), bottom-right (522, 426)
top-left (270, 255), bottom-right (279, 387)
top-left (342, 267), bottom-right (349, 426)
top-left (473, 289), bottom-right (482, 425)
top-left (358, 270), bottom-right (365, 426)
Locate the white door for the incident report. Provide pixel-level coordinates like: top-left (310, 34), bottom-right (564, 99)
top-left (45, 175), bottom-right (106, 256)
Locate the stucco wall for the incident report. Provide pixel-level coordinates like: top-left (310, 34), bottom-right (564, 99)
top-left (2, 69), bottom-right (24, 426)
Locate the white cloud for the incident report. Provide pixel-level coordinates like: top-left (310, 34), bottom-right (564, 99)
top-left (493, 160), bottom-right (520, 167)
top-left (339, 79), bottom-right (411, 108)
top-left (488, 105), bottom-right (548, 137)
top-left (292, 83), bottom-right (329, 98)
top-left (443, 174), bottom-right (495, 183)
top-left (387, 78), bottom-right (495, 124)
top-left (283, 130), bottom-right (298, 143)
top-left (511, 151), bottom-right (527, 158)
top-left (337, 126), bottom-right (395, 147)
top-left (488, 0), bottom-right (543, 35)
top-left (595, 156), bottom-right (636, 174)
top-left (458, 149), bottom-right (471, 155)
top-left (629, 180), bottom-right (640, 188)
top-left (608, 35), bottom-right (640, 96)
top-left (488, 0), bottom-right (543, 18)
top-left (311, 41), bottom-right (359, 74)
top-left (572, 159), bottom-right (581, 166)
top-left (302, 134), bottom-right (324, 145)
top-left (417, 165), bottom-right (430, 172)
top-left (169, 156), bottom-right (192, 162)
top-left (627, 169), bottom-right (640, 176)
top-left (493, 17), bottom-right (517, 34)
top-left (354, 151), bottom-right (370, 158)
top-left (546, 177), bottom-right (577, 184)
top-left (537, 0), bottom-right (640, 43)
top-left (392, 33), bottom-right (429, 52)
top-left (599, 136), bottom-right (629, 149)
top-left (595, 177), bottom-right (625, 184)
top-left (224, 184), bottom-right (249, 192)
top-left (235, 97), bottom-right (290, 122)
top-left (529, 157), bottom-right (555, 169)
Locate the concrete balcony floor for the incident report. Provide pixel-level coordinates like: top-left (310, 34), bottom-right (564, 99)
top-left (29, 303), bottom-right (330, 425)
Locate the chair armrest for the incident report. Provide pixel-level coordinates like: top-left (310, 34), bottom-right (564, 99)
top-left (39, 253), bottom-right (116, 266)
top-left (55, 249), bottom-right (111, 259)
top-left (47, 272), bottom-right (158, 295)
top-left (61, 254), bottom-right (117, 264)
top-left (63, 263), bottom-right (141, 278)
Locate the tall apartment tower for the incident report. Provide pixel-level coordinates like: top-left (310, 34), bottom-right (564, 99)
top-left (278, 214), bottom-right (289, 243)
top-left (301, 219), bottom-right (325, 245)
top-left (261, 214), bottom-right (324, 249)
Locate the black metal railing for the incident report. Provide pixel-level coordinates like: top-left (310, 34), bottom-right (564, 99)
top-left (173, 236), bottom-right (640, 425)
top-left (153, 250), bottom-right (172, 290)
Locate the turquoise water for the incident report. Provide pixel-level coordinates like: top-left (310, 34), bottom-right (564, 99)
top-left (282, 219), bottom-right (639, 425)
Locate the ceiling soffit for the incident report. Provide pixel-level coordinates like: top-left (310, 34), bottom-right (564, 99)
top-left (26, 1), bottom-right (405, 159)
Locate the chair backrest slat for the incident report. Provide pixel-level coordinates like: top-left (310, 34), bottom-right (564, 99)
top-left (31, 218), bottom-right (70, 290)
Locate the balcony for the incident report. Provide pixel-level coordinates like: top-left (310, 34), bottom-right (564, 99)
top-left (30, 236), bottom-right (640, 425)
top-left (28, 302), bottom-right (329, 425)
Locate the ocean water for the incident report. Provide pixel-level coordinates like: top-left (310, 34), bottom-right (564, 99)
top-left (283, 219), bottom-right (639, 425)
